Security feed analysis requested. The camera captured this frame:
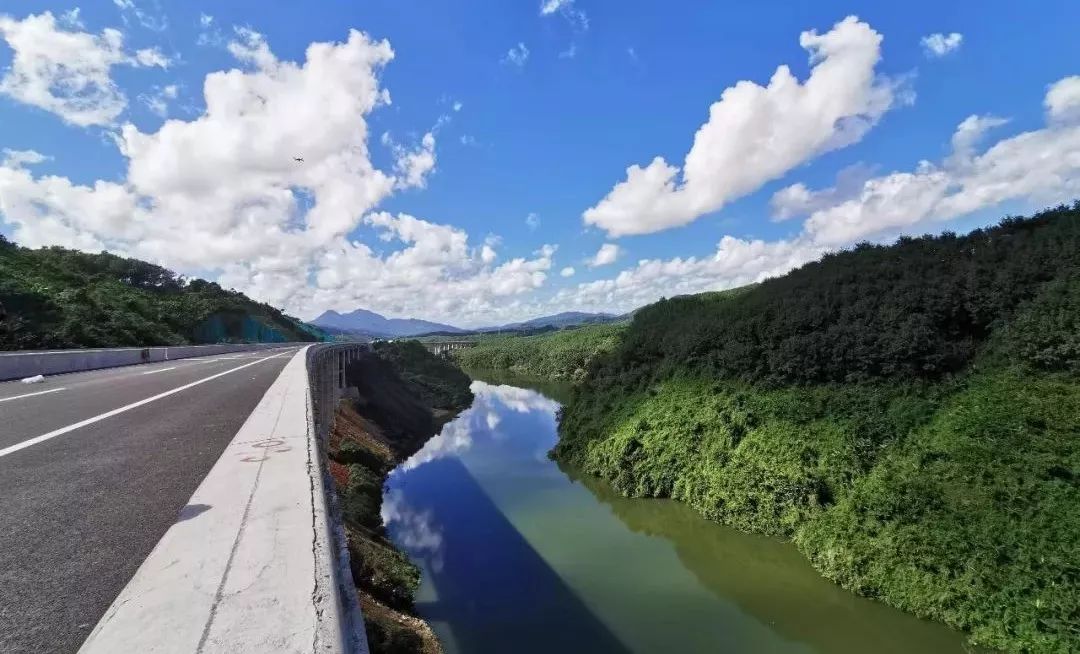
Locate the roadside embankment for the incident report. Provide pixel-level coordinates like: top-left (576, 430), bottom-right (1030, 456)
top-left (325, 341), bottom-right (473, 654)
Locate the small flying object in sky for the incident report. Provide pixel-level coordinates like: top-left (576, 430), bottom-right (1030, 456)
top-left (293, 157), bottom-right (304, 163)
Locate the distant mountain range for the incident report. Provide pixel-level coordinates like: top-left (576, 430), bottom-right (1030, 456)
top-left (311, 308), bottom-right (465, 338)
top-left (480, 311), bottom-right (619, 332)
top-left (310, 308), bottom-right (621, 338)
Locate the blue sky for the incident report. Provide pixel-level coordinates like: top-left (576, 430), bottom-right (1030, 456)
top-left (1, 1), bottom-right (1078, 326)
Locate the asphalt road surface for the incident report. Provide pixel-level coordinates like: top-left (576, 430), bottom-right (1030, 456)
top-left (0, 348), bottom-right (300, 654)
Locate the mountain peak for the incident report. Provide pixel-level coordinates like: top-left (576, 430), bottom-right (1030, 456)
top-left (311, 307), bottom-right (464, 337)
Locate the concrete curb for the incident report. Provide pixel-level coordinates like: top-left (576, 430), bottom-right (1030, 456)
top-left (78, 346), bottom-right (369, 653)
top-left (0, 343), bottom-right (306, 382)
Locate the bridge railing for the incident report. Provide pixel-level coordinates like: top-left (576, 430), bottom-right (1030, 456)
top-left (305, 343), bottom-right (372, 654)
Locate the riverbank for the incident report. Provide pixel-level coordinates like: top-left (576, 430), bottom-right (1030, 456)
top-left (453, 208), bottom-right (1080, 652)
top-left (325, 341), bottom-right (473, 654)
top-left (383, 373), bottom-right (968, 653)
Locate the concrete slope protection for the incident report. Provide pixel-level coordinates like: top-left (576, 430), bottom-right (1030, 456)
top-left (0, 347), bottom-right (342, 653)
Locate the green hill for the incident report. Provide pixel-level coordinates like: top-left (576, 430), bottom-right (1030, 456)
top-left (451, 322), bottom-right (626, 380)
top-left (554, 204), bottom-right (1080, 653)
top-left (0, 237), bottom-right (321, 349)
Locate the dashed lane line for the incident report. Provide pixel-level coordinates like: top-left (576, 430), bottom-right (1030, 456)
top-left (0, 387), bottom-right (67, 404)
top-left (141, 367), bottom-right (178, 376)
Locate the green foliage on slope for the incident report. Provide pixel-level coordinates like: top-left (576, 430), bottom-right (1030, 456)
top-left (0, 241), bottom-right (318, 348)
top-left (450, 323), bottom-right (626, 380)
top-left (373, 340), bottom-right (475, 411)
top-left (797, 370), bottom-right (1080, 652)
top-left (555, 204), bottom-right (1080, 652)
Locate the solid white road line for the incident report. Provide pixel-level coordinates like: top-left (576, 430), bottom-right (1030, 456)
top-left (0, 352), bottom-right (289, 460)
top-left (0, 387), bottom-right (67, 404)
top-left (141, 366), bottom-right (177, 376)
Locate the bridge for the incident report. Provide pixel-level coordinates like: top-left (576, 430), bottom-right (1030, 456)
top-left (425, 340), bottom-right (476, 356)
top-left (0, 343), bottom-right (370, 654)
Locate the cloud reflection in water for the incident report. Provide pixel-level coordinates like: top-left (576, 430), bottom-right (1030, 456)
top-left (395, 381), bottom-right (559, 472)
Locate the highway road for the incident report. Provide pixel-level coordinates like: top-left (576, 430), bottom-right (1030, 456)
top-left (0, 347), bottom-right (301, 654)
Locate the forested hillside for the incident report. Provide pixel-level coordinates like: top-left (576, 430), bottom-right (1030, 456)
top-left (554, 204), bottom-right (1080, 653)
top-left (0, 237), bottom-right (320, 349)
top-left (451, 323), bottom-right (626, 380)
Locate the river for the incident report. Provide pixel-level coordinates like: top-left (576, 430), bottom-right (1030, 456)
top-left (382, 375), bottom-right (971, 654)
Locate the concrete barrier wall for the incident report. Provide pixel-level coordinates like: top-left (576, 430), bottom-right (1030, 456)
top-left (306, 344), bottom-right (371, 653)
top-left (0, 342), bottom-right (306, 381)
top-left (79, 344), bottom-right (371, 654)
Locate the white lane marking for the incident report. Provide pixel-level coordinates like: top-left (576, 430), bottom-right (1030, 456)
top-left (0, 387), bottom-right (67, 403)
top-left (183, 351), bottom-right (283, 364)
top-left (159, 349), bottom-right (292, 366)
top-left (141, 366), bottom-right (177, 376)
top-left (0, 353), bottom-right (289, 460)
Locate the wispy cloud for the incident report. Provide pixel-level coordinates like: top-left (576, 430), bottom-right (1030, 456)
top-left (920, 32), bottom-right (963, 57)
top-left (503, 42), bottom-right (529, 68)
top-left (540, 0), bottom-right (588, 31)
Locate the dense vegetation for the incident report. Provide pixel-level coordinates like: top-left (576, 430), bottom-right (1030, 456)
top-left (451, 323), bottom-right (626, 380)
top-left (372, 340), bottom-right (474, 411)
top-left (0, 238), bottom-right (319, 348)
top-left (329, 342), bottom-right (474, 654)
top-left (555, 205), bottom-right (1080, 653)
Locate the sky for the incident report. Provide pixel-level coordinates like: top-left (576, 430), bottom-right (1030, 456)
top-left (1, 1), bottom-right (1078, 328)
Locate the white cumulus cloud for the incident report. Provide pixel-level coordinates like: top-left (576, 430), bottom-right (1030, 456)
top-left (583, 16), bottom-right (903, 237)
top-left (0, 11), bottom-right (170, 127)
top-left (556, 236), bottom-right (824, 315)
top-left (563, 74), bottom-right (1080, 318)
top-left (775, 75), bottom-right (1080, 246)
top-left (1046, 75), bottom-right (1080, 122)
top-left (0, 28), bottom-right (556, 327)
top-left (589, 243), bottom-right (620, 267)
top-left (560, 266), bottom-right (575, 277)
top-left (386, 131), bottom-right (438, 190)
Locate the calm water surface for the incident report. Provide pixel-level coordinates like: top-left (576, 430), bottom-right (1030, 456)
top-left (382, 375), bottom-right (971, 654)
